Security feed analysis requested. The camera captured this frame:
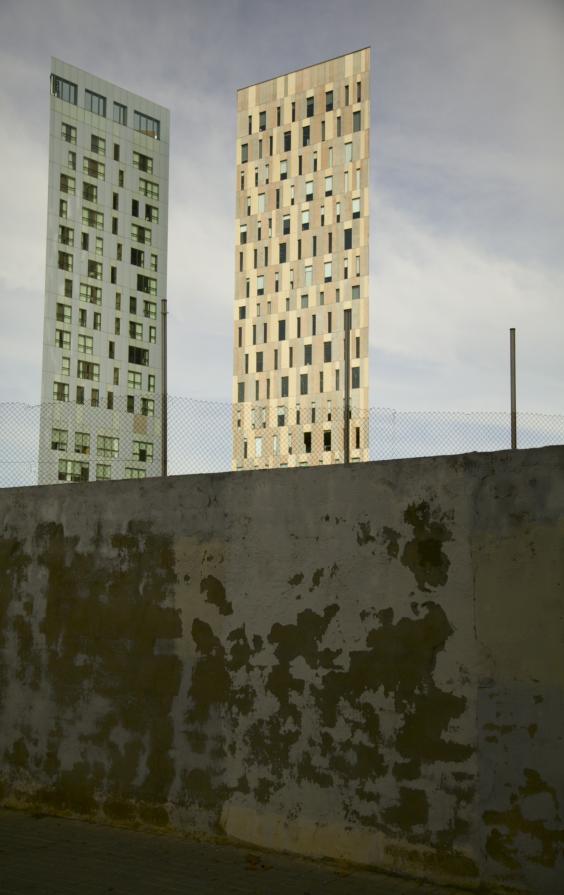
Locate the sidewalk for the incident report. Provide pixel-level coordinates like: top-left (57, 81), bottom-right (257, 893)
top-left (0, 808), bottom-right (473, 895)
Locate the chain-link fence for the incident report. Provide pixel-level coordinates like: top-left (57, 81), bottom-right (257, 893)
top-left (1, 396), bottom-right (563, 488)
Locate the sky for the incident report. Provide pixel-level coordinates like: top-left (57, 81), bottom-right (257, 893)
top-left (0, 0), bottom-right (563, 414)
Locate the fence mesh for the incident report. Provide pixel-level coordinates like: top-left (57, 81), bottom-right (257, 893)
top-left (1, 397), bottom-right (563, 488)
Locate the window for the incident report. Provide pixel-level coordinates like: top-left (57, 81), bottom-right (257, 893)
top-left (131, 248), bottom-right (145, 267)
top-left (128, 369), bottom-right (142, 389)
top-left (78, 308), bottom-right (87, 327)
top-left (337, 116), bottom-right (342, 137)
top-left (148, 374), bottom-right (156, 392)
top-left (58, 251), bottom-right (73, 272)
top-left (74, 432), bottom-right (90, 455)
top-left (325, 90), bottom-right (333, 111)
top-left (90, 134), bottom-right (106, 155)
top-left (241, 143), bottom-right (248, 163)
top-left (304, 265), bottom-right (313, 286)
top-left (344, 228), bottom-right (352, 250)
top-left (61, 122), bottom-right (77, 144)
top-left (58, 460), bottom-right (89, 482)
top-left (139, 178), bottom-right (159, 200)
top-left (302, 125), bottom-right (310, 147)
top-left (324, 261), bottom-right (332, 282)
top-left (144, 300), bottom-right (157, 319)
top-left (141, 398), bottom-right (155, 416)
top-left (281, 376), bottom-right (289, 398)
top-left (277, 405), bottom-right (286, 426)
top-left (137, 274), bottom-right (157, 295)
top-left (353, 110), bottom-right (361, 132)
top-left (133, 151), bottom-right (153, 173)
top-left (300, 373), bottom-right (308, 396)
top-left (301, 293), bottom-right (308, 309)
top-left (352, 284), bottom-right (360, 301)
top-left (78, 282), bottom-right (101, 305)
top-left (51, 428), bottom-right (68, 451)
top-left (58, 225), bottom-right (74, 247)
top-left (324, 341), bottom-right (332, 362)
top-left (143, 203), bottom-right (158, 224)
top-left (132, 440), bottom-right (153, 463)
top-left (77, 360), bottom-right (100, 381)
top-left (96, 464), bottom-right (111, 481)
top-left (240, 224), bottom-right (247, 244)
top-left (280, 159), bottom-right (288, 180)
top-left (60, 173), bottom-right (75, 195)
top-left (279, 243), bottom-right (287, 263)
top-left (59, 198), bottom-right (68, 218)
top-left (256, 351), bottom-right (263, 373)
top-left (336, 201), bottom-right (341, 223)
top-left (56, 303), bottom-right (71, 324)
top-left (131, 223), bottom-right (151, 245)
top-left (324, 175), bottom-right (333, 196)
top-left (259, 110), bottom-right (266, 131)
top-left (257, 275), bottom-right (264, 296)
top-left (55, 329), bottom-right (70, 349)
top-left (85, 89), bottom-right (106, 117)
top-left (82, 232), bottom-right (89, 251)
top-left (51, 74), bottom-right (77, 104)
top-left (237, 382), bottom-right (245, 402)
top-left (53, 381), bottom-right (69, 402)
top-left (128, 346), bottom-right (149, 366)
top-left (284, 130), bottom-right (292, 152)
top-left (304, 344), bottom-right (312, 365)
top-left (83, 182), bottom-right (97, 202)
top-left (114, 143), bottom-right (120, 161)
top-left (306, 96), bottom-right (314, 117)
top-left (82, 208), bottom-right (104, 229)
top-left (304, 181), bottom-right (314, 203)
top-left (258, 193), bottom-right (265, 213)
top-left (132, 199), bottom-right (139, 217)
top-left (78, 334), bottom-right (93, 354)
top-left (134, 110), bottom-right (160, 139)
top-left (352, 367), bottom-right (360, 389)
top-left (113, 102), bottom-right (127, 125)
top-left (149, 325), bottom-right (157, 344)
top-left (125, 467), bottom-right (146, 479)
top-left (93, 312), bottom-right (101, 331)
top-left (323, 430), bottom-right (332, 452)
top-left (88, 260), bottom-right (102, 280)
top-left (352, 197), bottom-right (361, 220)
top-left (345, 142), bottom-right (353, 162)
top-left (278, 320), bottom-right (286, 340)
top-left (129, 321), bottom-right (143, 340)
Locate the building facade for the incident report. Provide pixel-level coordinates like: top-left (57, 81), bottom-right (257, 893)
top-left (39, 58), bottom-right (169, 484)
top-left (233, 49), bottom-right (370, 469)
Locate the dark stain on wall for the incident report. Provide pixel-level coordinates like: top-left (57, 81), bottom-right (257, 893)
top-left (401, 502), bottom-right (453, 592)
top-left (200, 575), bottom-right (233, 616)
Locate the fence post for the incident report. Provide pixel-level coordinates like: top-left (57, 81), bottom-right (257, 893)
top-left (510, 327), bottom-right (517, 449)
top-left (161, 299), bottom-right (168, 476)
top-left (344, 309), bottom-right (352, 464)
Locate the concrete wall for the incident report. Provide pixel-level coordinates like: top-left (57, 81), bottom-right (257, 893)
top-left (0, 447), bottom-right (563, 894)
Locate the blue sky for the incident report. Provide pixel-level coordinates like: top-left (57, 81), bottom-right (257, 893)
top-left (0, 0), bottom-right (562, 413)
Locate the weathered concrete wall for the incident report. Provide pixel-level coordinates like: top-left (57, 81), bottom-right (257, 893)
top-left (0, 447), bottom-right (563, 894)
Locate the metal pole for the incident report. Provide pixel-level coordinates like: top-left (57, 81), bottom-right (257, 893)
top-left (161, 299), bottom-right (168, 476)
top-left (510, 327), bottom-right (517, 449)
top-left (344, 309), bottom-right (352, 464)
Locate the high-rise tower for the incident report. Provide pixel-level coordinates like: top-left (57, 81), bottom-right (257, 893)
top-left (233, 48), bottom-right (370, 469)
top-left (39, 58), bottom-right (169, 483)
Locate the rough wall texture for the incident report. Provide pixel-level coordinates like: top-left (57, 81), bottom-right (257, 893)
top-left (0, 447), bottom-right (563, 894)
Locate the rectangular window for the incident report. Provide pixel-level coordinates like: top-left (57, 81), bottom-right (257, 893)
top-left (279, 243), bottom-right (287, 263)
top-left (278, 320), bottom-right (286, 340)
top-left (259, 110), bottom-right (266, 131)
top-left (51, 74), bottom-right (77, 104)
top-left (352, 197), bottom-right (361, 219)
top-left (305, 180), bottom-right (313, 201)
top-left (352, 284), bottom-right (360, 300)
top-left (60, 173), bottom-right (75, 195)
top-left (324, 175), bottom-right (333, 196)
top-left (132, 440), bottom-right (153, 463)
top-left (113, 102), bottom-right (127, 125)
top-left (352, 367), bottom-right (360, 389)
top-left (133, 151), bottom-right (153, 174)
top-left (59, 198), bottom-right (67, 218)
top-left (56, 303), bottom-right (71, 324)
top-left (143, 300), bottom-right (157, 319)
top-left (125, 467), bottom-right (146, 479)
top-left (53, 381), bottom-right (69, 402)
top-left (93, 312), bottom-right (101, 330)
top-left (301, 209), bottom-right (310, 231)
top-left (61, 122), bottom-right (77, 143)
top-left (141, 398), bottom-right (155, 416)
top-left (345, 142), bottom-right (353, 162)
top-left (129, 321), bottom-right (143, 340)
top-left (324, 341), bottom-right (332, 362)
top-left (300, 373), bottom-right (308, 395)
top-left (302, 125), bottom-right (310, 147)
top-left (90, 134), bottom-right (106, 155)
top-left (55, 329), bottom-right (70, 349)
top-left (304, 344), bottom-right (312, 365)
top-left (131, 247), bottom-right (145, 267)
top-left (77, 360), bottom-right (100, 381)
top-left (281, 376), bottom-right (289, 398)
top-left (139, 178), bottom-right (159, 199)
top-left (344, 228), bottom-right (352, 250)
top-left (325, 90), bottom-right (333, 111)
top-left (58, 225), bottom-right (74, 247)
top-left (353, 110), bottom-right (361, 132)
top-left (324, 261), bottom-right (332, 282)
top-left (134, 110), bottom-right (160, 139)
top-left (58, 251), bottom-right (73, 272)
top-left (88, 260), bottom-right (102, 280)
top-left (145, 204), bottom-right (159, 224)
top-left (149, 325), bottom-right (157, 343)
top-left (257, 275), bottom-right (264, 296)
top-left (78, 334), bottom-right (93, 354)
top-left (256, 351), bottom-right (263, 373)
top-left (74, 431), bottom-right (90, 455)
top-left (304, 265), bottom-right (313, 286)
top-left (280, 159), bottom-right (288, 180)
top-left (82, 207), bottom-right (104, 229)
top-left (85, 89), bottom-right (106, 117)
top-left (241, 143), bottom-right (248, 163)
top-left (240, 224), bottom-right (247, 244)
top-left (51, 428), bottom-right (68, 451)
top-left (96, 464), bottom-right (111, 481)
top-left (79, 282), bottom-right (101, 305)
top-left (58, 460), bottom-right (89, 482)
top-left (137, 274), bottom-right (157, 295)
top-left (131, 223), bottom-right (151, 245)
top-left (148, 374), bottom-right (156, 392)
top-left (128, 346), bottom-right (149, 366)
top-left (128, 369), bottom-right (142, 389)
top-left (306, 96), bottom-right (314, 117)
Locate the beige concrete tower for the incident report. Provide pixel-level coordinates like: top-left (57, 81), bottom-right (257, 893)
top-left (232, 48), bottom-right (370, 469)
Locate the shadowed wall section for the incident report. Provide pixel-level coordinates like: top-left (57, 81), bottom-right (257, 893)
top-left (0, 447), bottom-right (563, 894)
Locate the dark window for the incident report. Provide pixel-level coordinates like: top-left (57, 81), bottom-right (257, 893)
top-left (241, 143), bottom-right (248, 163)
top-left (306, 96), bottom-right (314, 117)
top-left (239, 305), bottom-right (246, 320)
top-left (302, 125), bottom-right (310, 147)
top-left (304, 344), bottom-right (312, 365)
top-left (279, 243), bottom-right (287, 263)
top-left (344, 228), bottom-right (352, 250)
top-left (132, 199), bottom-right (139, 217)
top-left (238, 382), bottom-right (245, 402)
top-left (325, 90), bottom-right (333, 111)
top-left (323, 430), bottom-right (331, 451)
top-left (300, 373), bottom-right (308, 395)
top-left (353, 110), bottom-right (361, 132)
top-left (345, 84), bottom-right (350, 105)
top-left (134, 110), bottom-right (160, 139)
top-left (281, 376), bottom-right (289, 398)
top-left (357, 81), bottom-right (362, 102)
top-left (304, 432), bottom-right (312, 453)
top-left (278, 320), bottom-right (286, 340)
top-left (284, 131), bottom-right (291, 151)
top-left (256, 351), bottom-right (263, 372)
top-left (283, 216), bottom-right (290, 235)
top-left (51, 74), bottom-right (77, 104)
top-left (324, 341), bottom-right (332, 362)
top-left (85, 89), bottom-right (106, 117)
top-left (259, 110), bottom-right (266, 131)
top-left (129, 346), bottom-right (149, 366)
top-left (277, 106), bottom-right (281, 125)
top-left (352, 367), bottom-right (360, 389)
